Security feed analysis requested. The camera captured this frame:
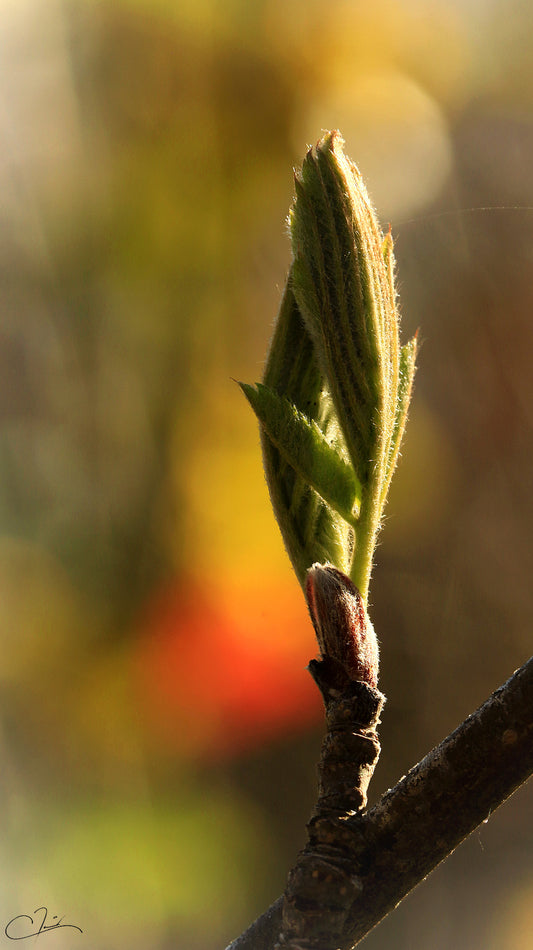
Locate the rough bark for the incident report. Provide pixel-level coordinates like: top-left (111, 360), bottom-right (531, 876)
top-left (275, 663), bottom-right (385, 949)
top-left (225, 655), bottom-right (533, 950)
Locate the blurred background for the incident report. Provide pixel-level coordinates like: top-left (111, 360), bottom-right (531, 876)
top-left (1, 0), bottom-right (532, 948)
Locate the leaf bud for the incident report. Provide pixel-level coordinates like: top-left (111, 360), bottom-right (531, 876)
top-left (306, 562), bottom-right (379, 687)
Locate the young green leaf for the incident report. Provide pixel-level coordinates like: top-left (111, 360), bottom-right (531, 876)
top-left (241, 132), bottom-right (416, 603)
top-left (290, 133), bottom-right (392, 485)
top-left (381, 334), bottom-right (418, 504)
top-left (240, 381), bottom-right (362, 525)
top-left (289, 132), bottom-right (415, 600)
top-left (258, 276), bottom-right (353, 586)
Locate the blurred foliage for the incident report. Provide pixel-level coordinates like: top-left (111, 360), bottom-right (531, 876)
top-left (0, 0), bottom-right (533, 948)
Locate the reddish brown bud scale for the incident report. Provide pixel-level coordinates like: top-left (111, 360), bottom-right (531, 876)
top-left (306, 563), bottom-right (379, 688)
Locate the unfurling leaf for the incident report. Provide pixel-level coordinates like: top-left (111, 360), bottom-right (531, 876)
top-left (289, 131), bottom-right (416, 600)
top-left (258, 277), bottom-right (353, 586)
top-left (381, 334), bottom-right (418, 503)
top-left (240, 382), bottom-right (362, 525)
top-left (241, 132), bottom-right (417, 603)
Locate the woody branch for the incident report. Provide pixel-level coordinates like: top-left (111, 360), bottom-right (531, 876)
top-left (226, 653), bottom-right (533, 950)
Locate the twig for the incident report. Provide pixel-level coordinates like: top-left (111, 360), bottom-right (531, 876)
top-left (276, 671), bottom-right (384, 949)
top-left (225, 655), bottom-right (533, 950)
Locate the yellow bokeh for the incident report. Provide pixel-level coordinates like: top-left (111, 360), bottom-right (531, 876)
top-left (488, 878), bottom-right (533, 950)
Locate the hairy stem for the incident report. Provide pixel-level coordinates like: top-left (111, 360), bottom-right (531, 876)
top-left (349, 486), bottom-right (381, 604)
